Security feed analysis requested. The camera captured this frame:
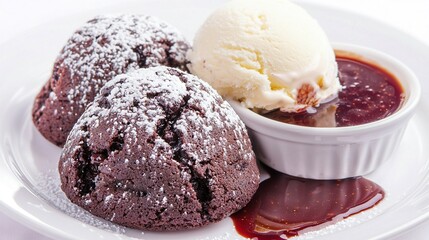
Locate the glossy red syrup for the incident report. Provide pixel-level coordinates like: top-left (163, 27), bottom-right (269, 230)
top-left (263, 55), bottom-right (404, 127)
top-left (231, 169), bottom-right (384, 239)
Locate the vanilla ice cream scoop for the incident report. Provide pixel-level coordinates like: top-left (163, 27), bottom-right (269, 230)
top-left (188, 0), bottom-right (341, 112)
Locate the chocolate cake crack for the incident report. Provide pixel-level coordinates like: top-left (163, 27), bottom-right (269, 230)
top-left (109, 134), bottom-right (124, 152)
top-left (186, 166), bottom-right (212, 220)
top-left (76, 137), bottom-right (98, 196)
top-left (133, 45), bottom-right (148, 68)
top-left (165, 39), bottom-right (183, 70)
top-left (156, 207), bottom-right (167, 220)
top-left (156, 93), bottom-right (213, 220)
top-left (76, 127), bottom-right (124, 196)
top-left (156, 94), bottom-right (189, 146)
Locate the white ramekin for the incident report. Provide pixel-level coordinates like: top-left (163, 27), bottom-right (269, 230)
top-left (229, 43), bottom-right (421, 180)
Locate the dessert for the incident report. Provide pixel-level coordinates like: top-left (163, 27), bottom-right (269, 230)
top-left (264, 52), bottom-right (405, 127)
top-left (187, 0), bottom-right (340, 112)
top-left (32, 14), bottom-right (191, 146)
top-left (58, 66), bottom-right (260, 231)
top-left (27, 0), bottom-right (419, 236)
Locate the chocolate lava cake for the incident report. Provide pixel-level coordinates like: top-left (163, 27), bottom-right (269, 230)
top-left (58, 66), bottom-right (260, 231)
top-left (32, 15), bottom-right (190, 146)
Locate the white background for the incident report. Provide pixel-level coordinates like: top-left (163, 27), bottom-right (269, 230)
top-left (0, 0), bottom-right (428, 239)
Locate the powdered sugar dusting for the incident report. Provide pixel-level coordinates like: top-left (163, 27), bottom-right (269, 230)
top-left (32, 14), bottom-right (190, 146)
top-left (62, 66), bottom-right (253, 175)
top-left (59, 14), bottom-right (190, 106)
top-left (36, 171), bottom-right (128, 235)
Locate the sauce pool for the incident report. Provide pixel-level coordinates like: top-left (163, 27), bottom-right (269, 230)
top-left (263, 55), bottom-right (405, 127)
top-left (231, 169), bottom-right (384, 239)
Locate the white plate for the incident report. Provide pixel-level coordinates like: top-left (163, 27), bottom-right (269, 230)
top-left (1, 0), bottom-right (429, 239)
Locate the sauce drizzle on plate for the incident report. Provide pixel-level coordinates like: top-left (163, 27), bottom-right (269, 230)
top-left (231, 169), bottom-right (384, 239)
